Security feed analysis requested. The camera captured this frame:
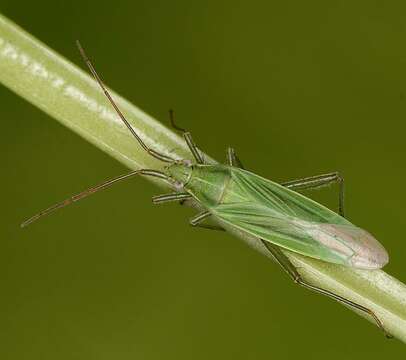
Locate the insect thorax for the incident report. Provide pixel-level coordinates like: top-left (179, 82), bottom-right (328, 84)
top-left (166, 162), bottom-right (194, 186)
top-left (181, 164), bottom-right (235, 207)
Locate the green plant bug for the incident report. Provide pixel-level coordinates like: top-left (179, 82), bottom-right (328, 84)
top-left (22, 41), bottom-right (391, 338)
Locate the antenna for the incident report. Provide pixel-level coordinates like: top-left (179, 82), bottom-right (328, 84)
top-left (76, 40), bottom-right (174, 163)
top-left (21, 169), bottom-right (169, 227)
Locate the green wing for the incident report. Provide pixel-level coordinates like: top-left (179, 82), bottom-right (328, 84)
top-left (210, 168), bottom-right (354, 264)
top-left (227, 168), bottom-right (351, 225)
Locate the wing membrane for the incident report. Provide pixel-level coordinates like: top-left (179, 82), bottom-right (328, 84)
top-left (210, 168), bottom-right (354, 264)
top-left (230, 168), bottom-right (350, 225)
top-left (212, 202), bottom-right (350, 264)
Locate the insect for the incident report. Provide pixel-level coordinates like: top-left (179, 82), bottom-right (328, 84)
top-left (22, 41), bottom-right (390, 337)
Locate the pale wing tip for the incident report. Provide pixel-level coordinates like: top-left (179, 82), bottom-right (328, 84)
top-left (350, 245), bottom-right (389, 269)
top-left (316, 223), bottom-right (390, 270)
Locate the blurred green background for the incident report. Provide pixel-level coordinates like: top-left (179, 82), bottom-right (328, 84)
top-left (1, 1), bottom-right (405, 358)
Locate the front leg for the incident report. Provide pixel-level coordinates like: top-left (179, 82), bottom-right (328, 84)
top-left (169, 110), bottom-right (205, 164)
top-left (152, 192), bottom-right (191, 204)
top-left (190, 211), bottom-right (225, 231)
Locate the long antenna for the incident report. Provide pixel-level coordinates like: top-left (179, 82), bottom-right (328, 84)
top-left (21, 169), bottom-right (169, 227)
top-left (76, 40), bottom-right (174, 163)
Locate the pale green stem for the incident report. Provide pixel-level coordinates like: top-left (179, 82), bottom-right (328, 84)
top-left (1, 14), bottom-right (405, 341)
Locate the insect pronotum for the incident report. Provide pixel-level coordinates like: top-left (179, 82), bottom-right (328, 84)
top-left (22, 41), bottom-right (391, 338)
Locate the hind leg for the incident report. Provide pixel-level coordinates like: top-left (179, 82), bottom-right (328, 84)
top-left (282, 172), bottom-right (345, 217)
top-left (260, 240), bottom-right (391, 338)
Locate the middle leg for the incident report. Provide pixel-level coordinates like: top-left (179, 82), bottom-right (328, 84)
top-left (227, 147), bottom-right (245, 169)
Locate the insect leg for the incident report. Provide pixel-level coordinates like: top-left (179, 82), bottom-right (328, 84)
top-left (152, 193), bottom-right (191, 204)
top-left (282, 172), bottom-right (345, 217)
top-left (184, 133), bottom-right (205, 164)
top-left (190, 211), bottom-right (225, 231)
top-left (227, 147), bottom-right (245, 169)
top-left (169, 110), bottom-right (205, 164)
top-left (260, 240), bottom-right (391, 338)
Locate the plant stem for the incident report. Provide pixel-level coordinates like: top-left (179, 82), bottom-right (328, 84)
top-left (1, 13), bottom-right (405, 341)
